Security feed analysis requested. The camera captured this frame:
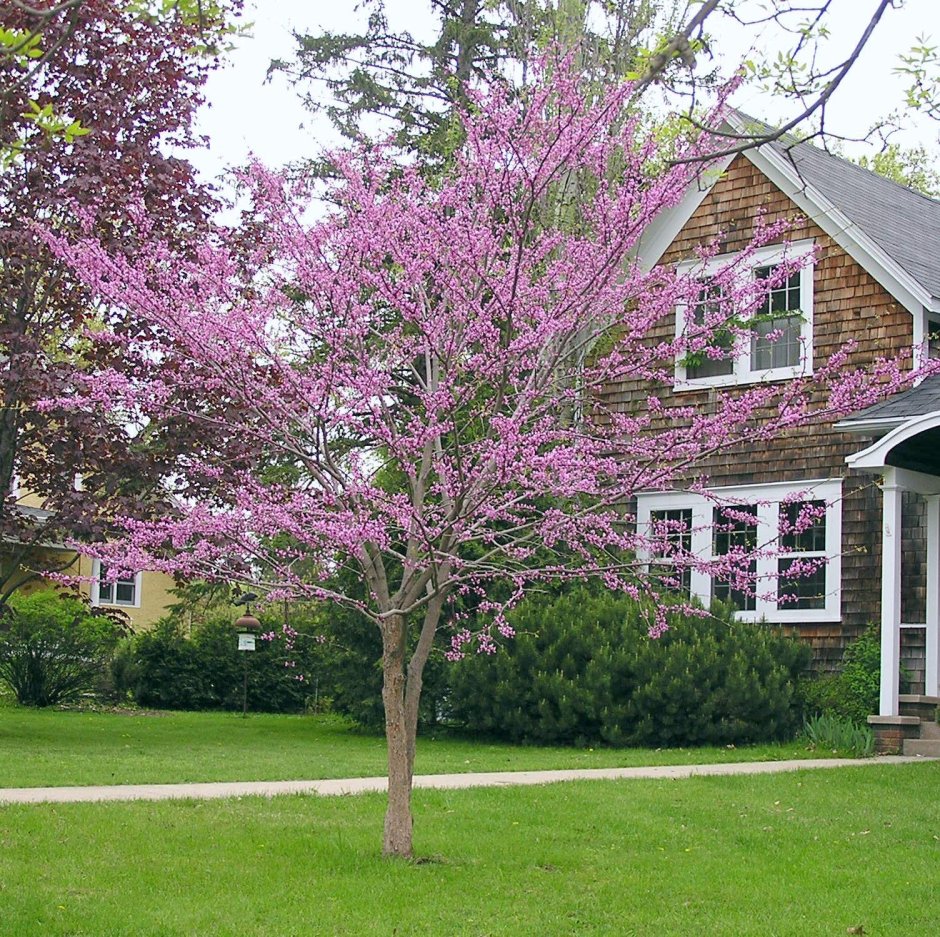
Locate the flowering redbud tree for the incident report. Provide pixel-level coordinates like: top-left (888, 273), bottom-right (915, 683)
top-left (47, 63), bottom-right (911, 857)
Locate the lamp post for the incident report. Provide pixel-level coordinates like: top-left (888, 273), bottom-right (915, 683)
top-left (234, 609), bottom-right (261, 718)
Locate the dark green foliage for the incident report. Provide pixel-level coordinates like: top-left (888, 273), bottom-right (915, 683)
top-left (447, 587), bottom-right (811, 746)
top-left (277, 1), bottom-right (682, 160)
top-left (802, 712), bottom-right (874, 757)
top-left (129, 611), bottom-right (328, 713)
top-left (316, 592), bottom-right (450, 731)
top-left (131, 620), bottom-right (214, 710)
top-left (799, 627), bottom-right (885, 726)
top-left (0, 590), bottom-right (126, 706)
top-left (106, 637), bottom-right (140, 702)
top-left (841, 628), bottom-right (885, 713)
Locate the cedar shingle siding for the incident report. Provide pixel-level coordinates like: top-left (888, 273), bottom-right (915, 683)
top-left (618, 154), bottom-right (920, 671)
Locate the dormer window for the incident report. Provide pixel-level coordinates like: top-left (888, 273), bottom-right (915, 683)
top-left (675, 239), bottom-right (815, 390)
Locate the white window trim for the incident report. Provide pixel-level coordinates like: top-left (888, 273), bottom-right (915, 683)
top-left (636, 478), bottom-right (842, 623)
top-left (919, 309), bottom-right (940, 372)
top-left (674, 239), bottom-right (815, 391)
top-left (90, 558), bottom-right (142, 609)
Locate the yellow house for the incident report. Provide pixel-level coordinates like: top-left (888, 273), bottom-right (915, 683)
top-left (75, 552), bottom-right (177, 630)
top-left (5, 485), bottom-right (176, 630)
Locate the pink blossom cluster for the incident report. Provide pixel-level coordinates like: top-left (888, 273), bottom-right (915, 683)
top-left (41, 55), bottom-right (929, 656)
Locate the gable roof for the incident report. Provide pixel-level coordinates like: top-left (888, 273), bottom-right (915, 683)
top-left (636, 113), bottom-right (940, 315)
top-left (755, 126), bottom-right (940, 303)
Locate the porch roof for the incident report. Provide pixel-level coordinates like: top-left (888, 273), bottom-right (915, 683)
top-left (835, 375), bottom-right (940, 435)
top-left (845, 406), bottom-right (940, 482)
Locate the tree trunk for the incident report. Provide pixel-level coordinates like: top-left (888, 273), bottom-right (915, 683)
top-left (381, 613), bottom-right (414, 858)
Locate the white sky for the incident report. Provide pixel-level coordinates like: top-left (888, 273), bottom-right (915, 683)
top-left (191, 0), bottom-right (940, 184)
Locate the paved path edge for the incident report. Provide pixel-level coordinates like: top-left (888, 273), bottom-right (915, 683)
top-left (0, 756), bottom-right (930, 805)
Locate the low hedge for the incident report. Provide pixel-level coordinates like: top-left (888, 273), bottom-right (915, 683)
top-left (447, 586), bottom-right (811, 747)
top-left (120, 613), bottom-right (328, 713)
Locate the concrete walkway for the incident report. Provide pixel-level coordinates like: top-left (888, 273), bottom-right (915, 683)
top-left (0, 756), bottom-right (929, 805)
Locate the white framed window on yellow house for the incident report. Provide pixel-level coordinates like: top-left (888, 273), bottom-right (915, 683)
top-left (91, 558), bottom-right (142, 609)
top-left (636, 478), bottom-right (842, 623)
top-left (674, 239), bottom-right (815, 390)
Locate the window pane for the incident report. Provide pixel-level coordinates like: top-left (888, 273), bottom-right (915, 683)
top-left (115, 581), bottom-right (136, 605)
top-left (650, 508), bottom-right (692, 598)
top-left (778, 557), bottom-right (826, 610)
top-left (651, 508), bottom-right (693, 554)
top-left (929, 318), bottom-right (940, 359)
top-left (98, 564), bottom-right (136, 606)
top-left (711, 505), bottom-right (757, 612)
top-left (780, 500), bottom-right (826, 553)
top-left (751, 314), bottom-right (801, 369)
top-left (687, 282), bottom-right (735, 379)
top-left (751, 266), bottom-right (802, 370)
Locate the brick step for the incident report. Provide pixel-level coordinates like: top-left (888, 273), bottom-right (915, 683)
top-left (899, 695), bottom-right (940, 722)
top-left (902, 738), bottom-right (940, 757)
top-left (919, 721), bottom-right (940, 741)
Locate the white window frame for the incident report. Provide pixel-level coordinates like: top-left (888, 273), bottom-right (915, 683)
top-left (674, 239), bottom-right (815, 391)
top-left (90, 558), bottom-right (142, 609)
top-left (647, 506), bottom-right (695, 598)
top-left (636, 478), bottom-right (842, 623)
top-left (925, 311), bottom-right (940, 364)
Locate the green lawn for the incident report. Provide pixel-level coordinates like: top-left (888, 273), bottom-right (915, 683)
top-left (0, 762), bottom-right (936, 935)
top-left (0, 705), bottom-right (824, 788)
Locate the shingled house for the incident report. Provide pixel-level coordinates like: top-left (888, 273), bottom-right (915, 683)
top-left (626, 116), bottom-right (940, 742)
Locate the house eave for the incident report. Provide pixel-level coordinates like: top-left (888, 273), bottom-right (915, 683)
top-left (1, 536), bottom-right (71, 551)
top-left (746, 142), bottom-right (937, 317)
top-left (634, 116), bottom-right (939, 318)
top-left (833, 416), bottom-right (909, 435)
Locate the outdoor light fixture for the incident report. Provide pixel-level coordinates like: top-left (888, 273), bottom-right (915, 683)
top-left (235, 612), bottom-right (261, 651)
top-left (233, 595), bottom-right (262, 717)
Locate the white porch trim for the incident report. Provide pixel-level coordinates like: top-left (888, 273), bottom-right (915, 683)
top-left (927, 496), bottom-right (940, 698)
top-left (846, 409), bottom-right (940, 477)
top-left (846, 416), bottom-right (940, 715)
top-left (879, 470), bottom-right (902, 716)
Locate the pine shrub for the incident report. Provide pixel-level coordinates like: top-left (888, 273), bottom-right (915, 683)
top-left (447, 587), bottom-right (810, 746)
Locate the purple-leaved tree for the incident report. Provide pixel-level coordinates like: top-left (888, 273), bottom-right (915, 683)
top-left (0, 0), bottom-right (241, 602)
top-left (46, 60), bottom-right (914, 857)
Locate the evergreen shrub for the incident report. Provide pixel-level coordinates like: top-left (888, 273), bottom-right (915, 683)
top-left (129, 611), bottom-right (328, 713)
top-left (799, 627), bottom-right (885, 726)
top-left (0, 590), bottom-right (126, 706)
top-left (446, 586), bottom-right (811, 746)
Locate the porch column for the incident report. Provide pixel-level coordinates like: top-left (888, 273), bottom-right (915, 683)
top-left (880, 469), bottom-right (902, 716)
top-left (926, 495), bottom-right (940, 697)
